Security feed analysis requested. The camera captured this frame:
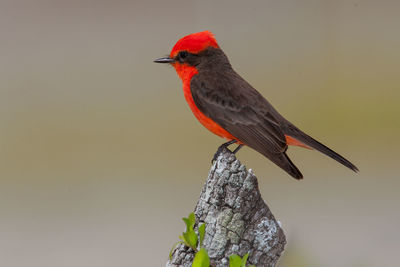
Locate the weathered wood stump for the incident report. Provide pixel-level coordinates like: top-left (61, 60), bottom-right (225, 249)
top-left (166, 148), bottom-right (286, 267)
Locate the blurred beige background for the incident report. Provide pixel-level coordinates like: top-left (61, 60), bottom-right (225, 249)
top-left (1, 0), bottom-right (399, 266)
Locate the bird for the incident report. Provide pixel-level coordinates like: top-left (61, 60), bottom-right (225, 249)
top-left (154, 31), bottom-right (358, 179)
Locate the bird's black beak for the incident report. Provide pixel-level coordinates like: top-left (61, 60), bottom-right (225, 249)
top-left (154, 56), bottom-right (175, 63)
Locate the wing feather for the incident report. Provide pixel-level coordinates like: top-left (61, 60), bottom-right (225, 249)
top-left (190, 69), bottom-right (303, 179)
top-left (190, 70), bottom-right (287, 154)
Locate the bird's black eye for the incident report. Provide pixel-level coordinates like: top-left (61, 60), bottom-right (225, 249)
top-left (179, 51), bottom-right (188, 59)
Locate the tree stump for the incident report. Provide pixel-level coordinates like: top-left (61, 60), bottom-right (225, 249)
top-left (166, 148), bottom-right (286, 267)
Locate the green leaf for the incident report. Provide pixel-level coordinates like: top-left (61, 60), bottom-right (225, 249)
top-left (183, 218), bottom-right (191, 231)
top-left (198, 223), bottom-right (206, 248)
top-left (188, 212), bottom-right (196, 228)
top-left (183, 229), bottom-right (198, 249)
top-left (192, 248), bottom-right (210, 267)
top-left (229, 254), bottom-right (242, 267)
top-left (241, 253), bottom-right (249, 267)
top-left (181, 212), bottom-right (199, 250)
top-left (229, 253), bottom-right (252, 267)
top-left (183, 212), bottom-right (196, 231)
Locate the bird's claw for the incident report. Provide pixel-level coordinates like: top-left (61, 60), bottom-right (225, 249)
top-left (211, 145), bottom-right (230, 163)
top-left (211, 140), bottom-right (238, 163)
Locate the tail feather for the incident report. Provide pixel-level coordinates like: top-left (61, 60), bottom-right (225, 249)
top-left (283, 123), bottom-right (359, 172)
top-left (255, 147), bottom-right (303, 179)
top-left (281, 152), bottom-right (303, 179)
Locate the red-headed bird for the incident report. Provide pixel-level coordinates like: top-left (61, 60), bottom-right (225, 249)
top-left (154, 31), bottom-right (358, 179)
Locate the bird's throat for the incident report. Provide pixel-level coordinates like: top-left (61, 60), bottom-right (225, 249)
top-left (173, 63), bottom-right (198, 82)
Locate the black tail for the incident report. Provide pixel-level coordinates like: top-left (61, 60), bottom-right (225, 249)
top-left (281, 152), bottom-right (303, 179)
top-left (283, 123), bottom-right (359, 172)
top-left (255, 147), bottom-right (303, 180)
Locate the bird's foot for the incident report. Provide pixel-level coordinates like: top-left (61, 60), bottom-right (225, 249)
top-left (212, 145), bottom-right (229, 163)
top-left (211, 140), bottom-right (238, 163)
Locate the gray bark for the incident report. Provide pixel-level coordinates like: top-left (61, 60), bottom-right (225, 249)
top-left (166, 148), bottom-right (286, 267)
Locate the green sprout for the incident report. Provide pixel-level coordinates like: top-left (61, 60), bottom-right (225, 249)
top-left (169, 212), bottom-right (207, 260)
top-left (229, 253), bottom-right (255, 267)
top-left (170, 212), bottom-right (254, 267)
top-left (192, 248), bottom-right (210, 267)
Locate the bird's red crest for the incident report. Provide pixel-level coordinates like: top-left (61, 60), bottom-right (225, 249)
top-left (170, 31), bottom-right (219, 58)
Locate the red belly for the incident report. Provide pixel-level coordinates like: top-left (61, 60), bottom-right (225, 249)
top-left (183, 82), bottom-right (238, 141)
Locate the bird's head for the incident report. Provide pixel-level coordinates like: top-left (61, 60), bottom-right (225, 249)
top-left (154, 31), bottom-right (225, 80)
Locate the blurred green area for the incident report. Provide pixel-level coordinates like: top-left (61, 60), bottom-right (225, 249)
top-left (1, 1), bottom-right (399, 266)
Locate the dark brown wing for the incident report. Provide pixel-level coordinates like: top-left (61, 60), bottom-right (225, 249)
top-left (190, 69), bottom-right (303, 179)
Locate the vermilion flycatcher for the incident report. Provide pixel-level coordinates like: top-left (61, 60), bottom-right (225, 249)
top-left (154, 31), bottom-right (358, 179)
